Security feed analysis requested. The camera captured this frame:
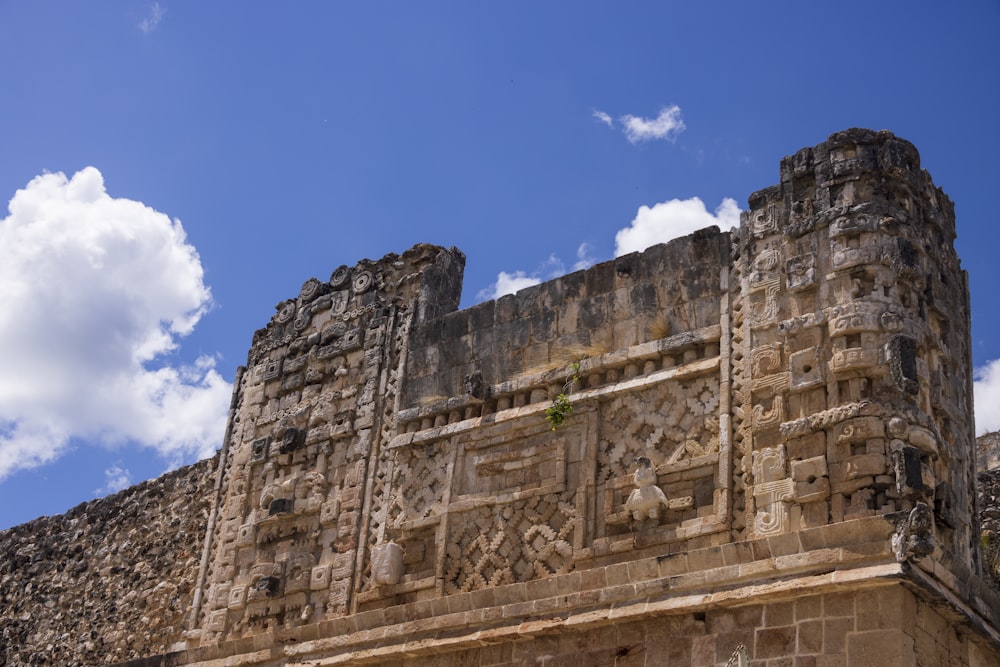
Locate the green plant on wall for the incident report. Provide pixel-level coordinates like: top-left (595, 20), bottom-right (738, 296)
top-left (545, 362), bottom-right (580, 430)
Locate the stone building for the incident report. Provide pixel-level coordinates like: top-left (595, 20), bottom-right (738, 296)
top-left (1, 128), bottom-right (998, 666)
top-left (979, 431), bottom-right (1000, 590)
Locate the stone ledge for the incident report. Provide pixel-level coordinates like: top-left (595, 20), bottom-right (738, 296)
top-left (394, 324), bottom-right (723, 434)
top-left (391, 355), bottom-right (721, 448)
top-left (280, 564), bottom-right (909, 667)
top-left (140, 519), bottom-right (912, 667)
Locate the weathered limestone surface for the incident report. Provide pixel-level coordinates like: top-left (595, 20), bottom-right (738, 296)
top-left (0, 458), bottom-right (216, 666)
top-left (1, 129), bottom-right (998, 666)
top-left (978, 430), bottom-right (1000, 474)
top-left (980, 432), bottom-right (1000, 587)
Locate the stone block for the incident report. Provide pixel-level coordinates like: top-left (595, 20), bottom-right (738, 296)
top-left (797, 619), bottom-right (824, 654)
top-left (755, 625), bottom-right (796, 659)
top-left (796, 477), bottom-right (831, 504)
top-left (795, 595), bottom-right (823, 621)
top-left (765, 601), bottom-right (795, 627)
top-left (846, 629), bottom-right (912, 665)
top-left (834, 417), bottom-right (885, 444)
top-left (823, 591), bottom-right (856, 618)
top-left (690, 634), bottom-right (716, 665)
top-left (790, 347), bottom-right (824, 389)
top-left (792, 456), bottom-right (828, 482)
top-left (605, 562), bottom-right (631, 586)
top-left (786, 432), bottom-right (826, 461)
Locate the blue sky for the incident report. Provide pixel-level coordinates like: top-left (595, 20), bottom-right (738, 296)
top-left (1, 2), bottom-right (998, 529)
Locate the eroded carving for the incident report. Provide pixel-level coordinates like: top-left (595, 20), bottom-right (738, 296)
top-left (624, 458), bottom-right (670, 522)
top-left (370, 542), bottom-right (405, 586)
top-left (891, 502), bottom-right (934, 562)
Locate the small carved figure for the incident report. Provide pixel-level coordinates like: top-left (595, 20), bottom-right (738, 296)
top-left (463, 370), bottom-right (485, 400)
top-left (371, 541), bottom-right (405, 586)
top-left (260, 477), bottom-right (297, 511)
top-left (624, 457), bottom-right (669, 521)
top-left (301, 471), bottom-right (327, 510)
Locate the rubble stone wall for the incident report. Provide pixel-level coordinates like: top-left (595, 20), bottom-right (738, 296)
top-left (0, 457), bottom-right (217, 666)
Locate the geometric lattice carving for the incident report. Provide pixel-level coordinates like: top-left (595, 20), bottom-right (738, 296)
top-left (387, 443), bottom-right (448, 529)
top-left (598, 376), bottom-right (721, 482)
top-left (444, 491), bottom-right (576, 593)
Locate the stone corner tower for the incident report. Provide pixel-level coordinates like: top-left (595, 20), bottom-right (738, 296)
top-left (730, 128), bottom-right (979, 573)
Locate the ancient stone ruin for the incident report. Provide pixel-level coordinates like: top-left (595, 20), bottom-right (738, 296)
top-left (2, 128), bottom-right (999, 665)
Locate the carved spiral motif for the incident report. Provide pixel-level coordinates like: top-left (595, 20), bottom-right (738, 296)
top-left (352, 270), bottom-right (374, 293)
top-left (329, 265), bottom-right (351, 288)
top-left (275, 300), bottom-right (296, 324)
top-left (754, 248), bottom-right (780, 272)
top-left (299, 277), bottom-right (323, 303)
top-left (293, 307), bottom-right (312, 332)
top-left (754, 506), bottom-right (780, 534)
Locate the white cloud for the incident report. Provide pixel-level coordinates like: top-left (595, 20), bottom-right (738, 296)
top-left (95, 463), bottom-right (132, 496)
top-left (573, 242), bottom-right (597, 271)
top-left (0, 167), bottom-right (231, 481)
top-left (478, 270), bottom-right (542, 300)
top-left (478, 246), bottom-right (601, 301)
top-left (476, 193), bottom-right (743, 302)
top-left (619, 105), bottom-right (686, 144)
top-left (614, 196), bottom-right (741, 257)
top-left (139, 2), bottom-right (166, 34)
top-left (974, 359), bottom-right (1000, 434)
top-left (541, 253), bottom-right (566, 277)
top-left (592, 109), bottom-right (614, 128)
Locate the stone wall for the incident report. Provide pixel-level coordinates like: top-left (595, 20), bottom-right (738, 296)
top-left (399, 226), bottom-right (725, 410)
top-left (0, 457), bottom-right (217, 666)
top-left (1, 129), bottom-right (998, 666)
top-left (978, 430), bottom-right (1000, 474)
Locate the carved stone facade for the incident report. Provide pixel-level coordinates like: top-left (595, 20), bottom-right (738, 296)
top-left (1, 129), bottom-right (998, 666)
top-left (980, 431), bottom-right (1000, 589)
